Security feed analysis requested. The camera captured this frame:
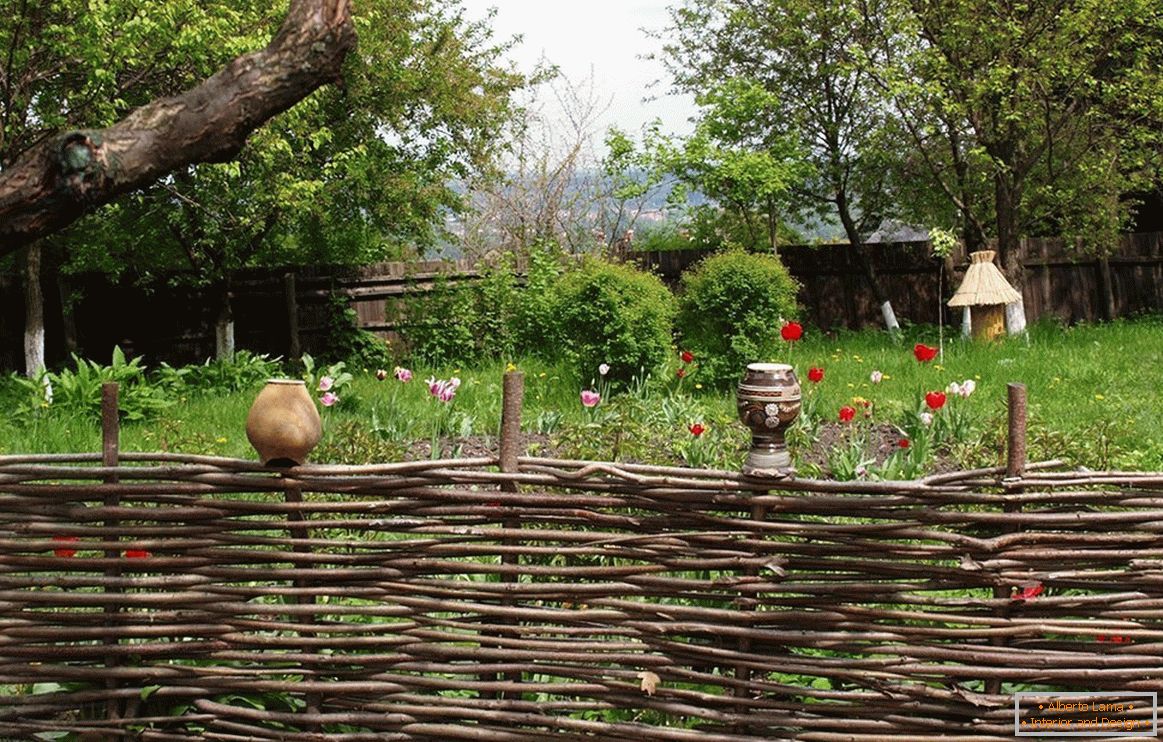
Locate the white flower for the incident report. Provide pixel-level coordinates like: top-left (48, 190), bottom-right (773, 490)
top-left (960, 379), bottom-right (976, 397)
top-left (946, 381), bottom-right (962, 396)
top-left (920, 412), bottom-right (934, 426)
top-left (869, 370), bottom-right (883, 384)
top-left (42, 377), bottom-right (53, 404)
top-left (598, 363), bottom-right (610, 376)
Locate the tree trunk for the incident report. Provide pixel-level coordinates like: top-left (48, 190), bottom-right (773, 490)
top-left (994, 172), bottom-right (1028, 334)
top-left (766, 196), bottom-right (779, 258)
top-left (22, 245), bottom-right (46, 377)
top-left (0, 0), bottom-right (354, 258)
top-left (837, 192), bottom-right (900, 333)
top-left (57, 267), bottom-right (79, 356)
top-left (214, 281), bottom-right (236, 361)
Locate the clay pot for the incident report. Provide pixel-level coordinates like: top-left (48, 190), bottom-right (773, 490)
top-left (245, 379), bottom-right (322, 467)
top-left (736, 363), bottom-right (801, 474)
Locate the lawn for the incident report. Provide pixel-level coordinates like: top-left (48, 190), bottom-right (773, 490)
top-left (1, 316), bottom-right (1161, 475)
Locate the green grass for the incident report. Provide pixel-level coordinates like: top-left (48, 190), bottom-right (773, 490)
top-left (1, 316), bottom-right (1161, 472)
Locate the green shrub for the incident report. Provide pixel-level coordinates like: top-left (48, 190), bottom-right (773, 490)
top-left (676, 250), bottom-right (799, 387)
top-left (511, 248), bottom-right (563, 354)
top-left (546, 257), bottom-right (677, 385)
top-left (400, 250), bottom-right (562, 365)
top-left (402, 273), bottom-right (480, 365)
top-left (322, 294), bottom-right (394, 370)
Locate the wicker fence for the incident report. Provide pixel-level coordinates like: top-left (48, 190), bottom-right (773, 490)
top-left (1, 383), bottom-right (1162, 740)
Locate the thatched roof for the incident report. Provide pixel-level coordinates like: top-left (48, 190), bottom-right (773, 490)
top-left (947, 250), bottom-right (1022, 307)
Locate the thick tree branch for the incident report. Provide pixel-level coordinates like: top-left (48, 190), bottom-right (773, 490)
top-left (0, 0), bottom-right (355, 259)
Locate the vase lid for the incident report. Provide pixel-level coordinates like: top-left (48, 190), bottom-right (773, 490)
top-left (746, 362), bottom-right (793, 372)
top-left (264, 378), bottom-right (306, 386)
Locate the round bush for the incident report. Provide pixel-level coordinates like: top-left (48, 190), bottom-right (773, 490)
top-left (676, 250), bottom-right (800, 387)
top-left (547, 258), bottom-right (677, 385)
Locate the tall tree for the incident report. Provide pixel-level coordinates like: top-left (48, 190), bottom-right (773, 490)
top-left (662, 0), bottom-right (904, 331)
top-left (63, 0), bottom-right (522, 358)
top-left (0, 0), bottom-right (354, 252)
top-left (645, 78), bottom-right (807, 256)
top-left (869, 0), bottom-right (1163, 331)
top-left (0, 0), bottom-right (353, 372)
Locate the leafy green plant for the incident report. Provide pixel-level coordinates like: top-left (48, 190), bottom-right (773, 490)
top-left (827, 430), bottom-right (876, 481)
top-left (676, 250), bottom-right (800, 388)
top-left (300, 354), bottom-right (354, 409)
top-left (157, 350), bottom-right (281, 394)
top-left (15, 347), bottom-right (171, 422)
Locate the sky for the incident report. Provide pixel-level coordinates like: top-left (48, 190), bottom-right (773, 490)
top-left (458, 0), bottom-right (698, 139)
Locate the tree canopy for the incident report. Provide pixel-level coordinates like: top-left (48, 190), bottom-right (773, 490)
top-left (61, 0), bottom-right (523, 283)
top-left (660, 0), bottom-right (1163, 265)
top-left (0, 0), bottom-right (356, 255)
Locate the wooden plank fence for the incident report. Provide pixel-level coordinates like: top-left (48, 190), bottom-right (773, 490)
top-left (3, 233), bottom-right (1163, 369)
top-left (0, 378), bottom-right (1162, 740)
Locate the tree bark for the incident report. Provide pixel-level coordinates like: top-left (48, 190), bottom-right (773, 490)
top-left (836, 190), bottom-right (900, 333)
top-left (994, 172), bottom-right (1028, 334)
top-left (0, 0), bottom-right (354, 259)
top-left (22, 244), bottom-right (46, 377)
top-left (214, 280), bottom-right (236, 361)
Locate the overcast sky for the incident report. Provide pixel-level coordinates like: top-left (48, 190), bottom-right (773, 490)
top-left (458, 0), bottom-right (698, 138)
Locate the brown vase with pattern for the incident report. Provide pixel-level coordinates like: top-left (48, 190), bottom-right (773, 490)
top-left (737, 363), bottom-right (801, 474)
top-left (245, 379), bottom-right (322, 467)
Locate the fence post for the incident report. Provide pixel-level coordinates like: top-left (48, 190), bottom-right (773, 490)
top-left (492, 370), bottom-right (525, 699)
top-left (734, 502), bottom-right (766, 731)
top-left (101, 382), bottom-right (122, 721)
top-left (987, 383), bottom-right (1028, 696)
top-left (1007, 383), bottom-right (1028, 480)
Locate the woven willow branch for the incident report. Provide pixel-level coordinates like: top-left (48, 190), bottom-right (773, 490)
top-left (0, 453), bottom-right (1159, 740)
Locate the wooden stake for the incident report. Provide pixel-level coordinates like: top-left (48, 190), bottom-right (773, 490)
top-left (987, 382), bottom-right (1028, 696)
top-left (1007, 383), bottom-right (1028, 479)
top-left (494, 370), bottom-right (524, 698)
top-left (499, 371), bottom-right (524, 477)
top-left (101, 382), bottom-right (121, 721)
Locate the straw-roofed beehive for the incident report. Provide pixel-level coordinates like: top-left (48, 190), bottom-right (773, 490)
top-left (947, 250), bottom-right (1021, 341)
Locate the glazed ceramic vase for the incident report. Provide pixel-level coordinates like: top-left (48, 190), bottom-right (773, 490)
top-left (245, 379), bottom-right (322, 467)
top-left (737, 363), bottom-right (801, 474)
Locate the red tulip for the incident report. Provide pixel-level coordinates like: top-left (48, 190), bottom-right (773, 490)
top-left (913, 343), bottom-right (938, 362)
top-left (676, 368), bottom-right (687, 378)
top-left (1013, 582), bottom-right (1044, 601)
top-left (838, 405), bottom-right (856, 423)
top-left (807, 366), bottom-right (824, 383)
top-left (52, 535), bottom-right (79, 558)
top-left (124, 549), bottom-right (152, 559)
top-left (680, 350), bottom-right (694, 363)
top-left (780, 321), bottom-right (803, 341)
top-left (924, 391), bottom-right (947, 410)
top-left (1098, 634), bottom-right (1132, 644)
top-left (898, 438), bottom-right (910, 449)
top-left (689, 423), bottom-right (706, 437)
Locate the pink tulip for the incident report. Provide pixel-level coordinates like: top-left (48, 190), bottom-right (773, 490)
top-left (394, 366), bottom-right (413, 382)
top-left (427, 377), bottom-right (459, 403)
top-left (318, 376), bottom-right (334, 392)
top-left (580, 389), bottom-right (600, 408)
top-left (320, 391), bottom-right (339, 407)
